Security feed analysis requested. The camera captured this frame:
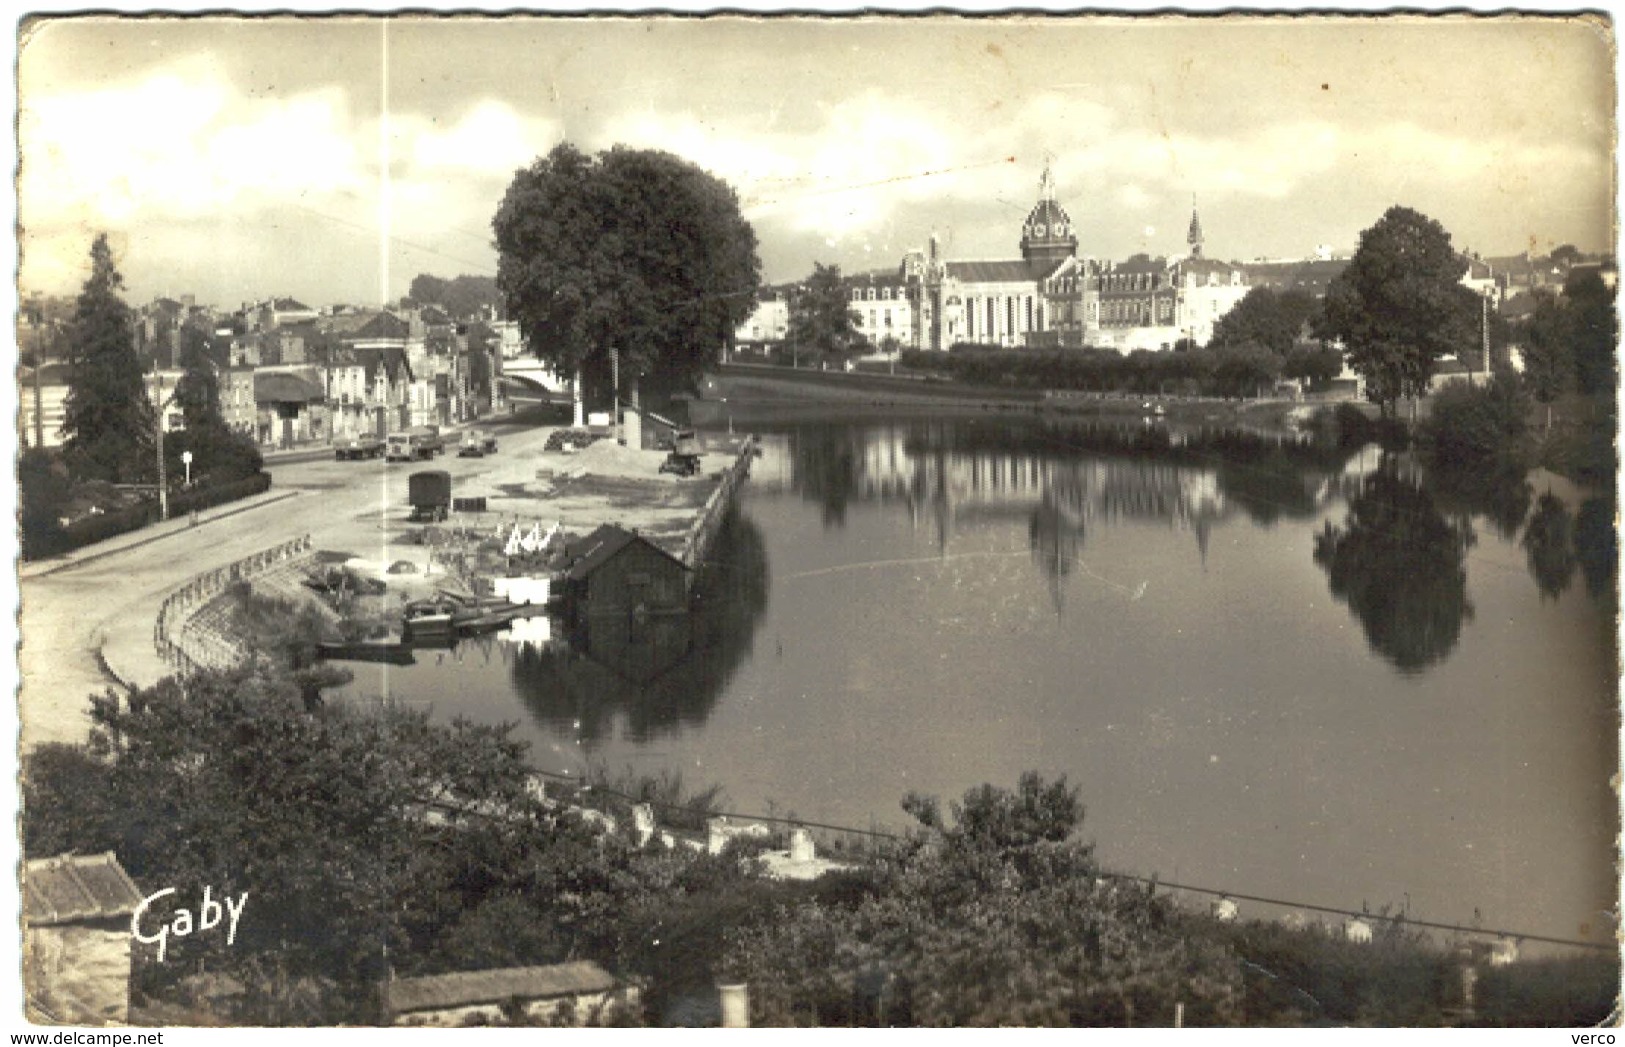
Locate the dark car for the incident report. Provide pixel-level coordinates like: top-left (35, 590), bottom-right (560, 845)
top-left (335, 433), bottom-right (384, 460)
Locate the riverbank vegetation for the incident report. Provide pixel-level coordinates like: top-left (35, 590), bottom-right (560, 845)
top-left (22, 667), bottom-right (1617, 1027)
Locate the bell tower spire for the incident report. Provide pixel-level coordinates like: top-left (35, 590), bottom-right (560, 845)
top-left (1187, 194), bottom-right (1204, 259)
top-left (1021, 154), bottom-right (1077, 271)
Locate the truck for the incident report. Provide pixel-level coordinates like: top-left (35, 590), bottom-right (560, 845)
top-left (413, 425), bottom-right (446, 456)
top-left (385, 428), bottom-right (440, 462)
top-left (408, 470), bottom-right (452, 522)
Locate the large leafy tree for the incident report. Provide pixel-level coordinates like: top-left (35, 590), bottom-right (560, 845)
top-left (175, 324), bottom-right (223, 431)
top-left (493, 143), bottom-right (761, 399)
top-left (62, 233), bottom-right (153, 482)
top-left (785, 263), bottom-right (864, 365)
top-left (1563, 267), bottom-right (1617, 397)
top-left (1514, 289), bottom-right (1575, 431)
top-left (1207, 287), bottom-right (1319, 356)
top-left (410, 273), bottom-right (502, 321)
top-left (1316, 207), bottom-right (1477, 419)
top-left (23, 665), bottom-right (563, 1021)
top-left (166, 323), bottom-right (262, 484)
top-left (721, 774), bottom-right (1242, 1026)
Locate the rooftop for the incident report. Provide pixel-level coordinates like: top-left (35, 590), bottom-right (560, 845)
top-left (564, 523), bottom-right (688, 581)
top-left (945, 259), bottom-right (1050, 284)
top-left (385, 961), bottom-right (617, 1013)
top-left (23, 852), bottom-right (144, 926)
top-left (254, 371), bottom-right (325, 403)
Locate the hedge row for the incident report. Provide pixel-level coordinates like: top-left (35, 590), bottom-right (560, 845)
top-left (26, 473), bottom-right (274, 560)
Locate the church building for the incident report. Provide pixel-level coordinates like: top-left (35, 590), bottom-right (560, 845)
top-left (901, 166), bottom-right (1251, 353)
top-left (738, 164), bottom-right (1257, 357)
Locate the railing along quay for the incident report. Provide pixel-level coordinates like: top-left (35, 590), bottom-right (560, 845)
top-left (680, 434), bottom-right (757, 577)
top-left (153, 535), bottom-right (314, 675)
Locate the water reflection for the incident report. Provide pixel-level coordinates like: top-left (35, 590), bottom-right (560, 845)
top-left (1574, 497), bottom-right (1618, 601)
top-left (507, 510), bottom-right (769, 745)
top-left (782, 418), bottom-right (1359, 584)
top-left (1428, 463), bottom-right (1534, 542)
top-left (1522, 493), bottom-right (1578, 601)
top-left (1314, 458), bottom-right (1476, 673)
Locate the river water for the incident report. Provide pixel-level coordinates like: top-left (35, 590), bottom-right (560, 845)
top-left (338, 412), bottom-right (1618, 950)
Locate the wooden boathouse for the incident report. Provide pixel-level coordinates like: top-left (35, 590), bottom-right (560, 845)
top-left (558, 524), bottom-right (689, 620)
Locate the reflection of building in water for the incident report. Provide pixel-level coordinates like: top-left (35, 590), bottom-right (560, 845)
top-left (495, 615), bottom-right (552, 648)
top-left (581, 613), bottom-right (694, 685)
top-left (848, 427), bottom-right (1231, 558)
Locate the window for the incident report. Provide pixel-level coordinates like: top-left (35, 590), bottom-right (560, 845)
top-left (882, 287), bottom-right (892, 300)
top-left (867, 287), bottom-right (877, 301)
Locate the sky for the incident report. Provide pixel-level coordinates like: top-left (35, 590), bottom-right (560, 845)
top-left (15, 14), bottom-right (1617, 310)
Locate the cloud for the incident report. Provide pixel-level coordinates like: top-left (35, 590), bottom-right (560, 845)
top-left (20, 59), bottom-right (364, 226)
top-left (405, 100), bottom-right (560, 175)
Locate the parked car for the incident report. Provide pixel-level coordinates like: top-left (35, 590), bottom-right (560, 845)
top-left (458, 429), bottom-right (499, 457)
top-left (414, 425), bottom-right (446, 456)
top-left (334, 433), bottom-right (384, 460)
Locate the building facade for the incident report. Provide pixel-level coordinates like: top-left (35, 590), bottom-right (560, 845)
top-left (733, 166), bottom-right (1262, 357)
top-left (905, 170), bottom-right (1252, 353)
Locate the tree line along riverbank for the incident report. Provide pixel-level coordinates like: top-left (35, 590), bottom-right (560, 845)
top-left (21, 581), bottom-right (1619, 1026)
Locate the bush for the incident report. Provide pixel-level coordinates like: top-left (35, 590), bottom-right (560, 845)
top-left (1473, 952), bottom-right (1620, 1026)
top-left (19, 447), bottom-right (72, 558)
top-left (169, 472), bottom-right (273, 517)
top-left (1421, 378), bottom-right (1531, 470)
top-left (33, 473), bottom-right (274, 560)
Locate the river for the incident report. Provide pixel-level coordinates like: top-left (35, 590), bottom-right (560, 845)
top-left (337, 412), bottom-right (1619, 951)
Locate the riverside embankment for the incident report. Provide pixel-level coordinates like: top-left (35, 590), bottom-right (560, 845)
top-left (20, 423), bottom-right (758, 749)
top-left (692, 362), bottom-right (1335, 432)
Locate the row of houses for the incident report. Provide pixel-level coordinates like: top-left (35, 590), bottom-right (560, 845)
top-left (20, 298), bottom-right (511, 451)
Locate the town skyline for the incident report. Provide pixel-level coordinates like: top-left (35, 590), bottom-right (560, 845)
top-left (18, 14), bottom-right (1615, 309)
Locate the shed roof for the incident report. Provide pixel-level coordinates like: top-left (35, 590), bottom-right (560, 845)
top-left (564, 524), bottom-right (687, 582)
top-left (23, 853), bottom-right (144, 926)
top-left (386, 961), bottom-right (617, 1013)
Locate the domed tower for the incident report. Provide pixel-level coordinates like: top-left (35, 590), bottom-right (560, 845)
top-left (1020, 161), bottom-right (1079, 273)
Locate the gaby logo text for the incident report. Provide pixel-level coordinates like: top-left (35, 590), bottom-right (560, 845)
top-left (131, 886), bottom-right (248, 962)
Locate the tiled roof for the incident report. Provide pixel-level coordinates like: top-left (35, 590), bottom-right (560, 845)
top-left (254, 371), bottom-right (325, 403)
top-left (1180, 257), bottom-right (1241, 276)
top-left (1110, 254), bottom-right (1169, 274)
top-left (23, 853), bottom-right (144, 926)
top-left (386, 962), bottom-right (617, 1014)
top-left (1245, 258), bottom-right (1350, 291)
top-left (319, 310), bottom-right (405, 338)
top-left (944, 260), bottom-right (1041, 284)
top-left (844, 270), bottom-right (908, 288)
top-left (564, 524), bottom-right (687, 581)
